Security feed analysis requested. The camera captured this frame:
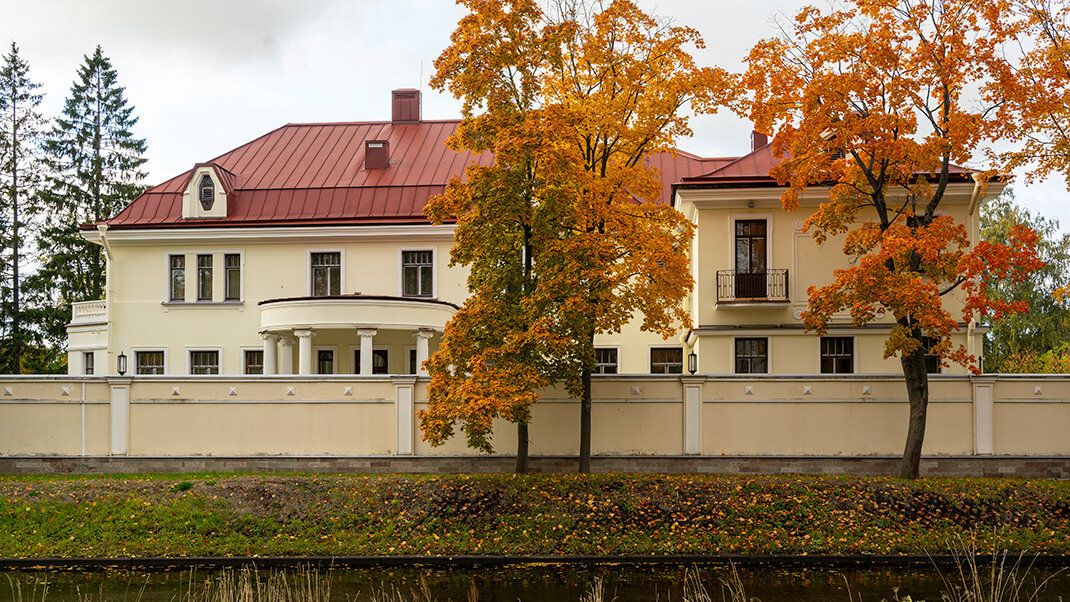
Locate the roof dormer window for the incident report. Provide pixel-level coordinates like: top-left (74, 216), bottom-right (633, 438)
top-left (198, 175), bottom-right (215, 210)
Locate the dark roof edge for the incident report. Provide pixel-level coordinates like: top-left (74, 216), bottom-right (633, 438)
top-left (258, 294), bottom-right (460, 310)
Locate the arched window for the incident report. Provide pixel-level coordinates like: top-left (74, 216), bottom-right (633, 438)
top-left (198, 174), bottom-right (215, 210)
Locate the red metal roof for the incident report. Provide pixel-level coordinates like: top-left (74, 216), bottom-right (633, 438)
top-left (100, 117), bottom-right (737, 230)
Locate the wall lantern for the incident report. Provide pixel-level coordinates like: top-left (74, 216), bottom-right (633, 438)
top-left (117, 352), bottom-right (128, 376)
top-left (687, 351), bottom-right (697, 375)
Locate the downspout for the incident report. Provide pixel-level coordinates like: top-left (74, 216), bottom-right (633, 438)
top-left (81, 381), bottom-right (86, 456)
top-left (966, 174), bottom-right (988, 371)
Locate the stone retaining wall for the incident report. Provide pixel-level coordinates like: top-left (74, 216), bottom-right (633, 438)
top-left (2, 455), bottom-right (1068, 478)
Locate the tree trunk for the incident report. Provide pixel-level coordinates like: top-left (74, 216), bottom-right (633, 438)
top-left (579, 364), bottom-right (592, 474)
top-left (515, 422), bottom-right (529, 473)
top-left (898, 345), bottom-right (930, 479)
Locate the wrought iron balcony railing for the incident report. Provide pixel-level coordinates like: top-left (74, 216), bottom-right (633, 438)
top-left (716, 269), bottom-right (789, 303)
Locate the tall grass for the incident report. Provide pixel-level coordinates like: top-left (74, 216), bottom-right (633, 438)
top-left (4, 550), bottom-right (1065, 602)
top-left (931, 537), bottom-right (1066, 602)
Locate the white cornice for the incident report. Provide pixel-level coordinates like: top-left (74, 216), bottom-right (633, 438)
top-left (677, 181), bottom-right (978, 210)
top-left (80, 223), bottom-right (457, 245)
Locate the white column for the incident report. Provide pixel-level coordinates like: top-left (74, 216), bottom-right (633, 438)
top-left (682, 377), bottom-right (703, 455)
top-left (414, 329), bottom-right (434, 376)
top-left (972, 376), bottom-right (995, 455)
top-left (278, 337), bottom-right (294, 375)
top-left (108, 378), bottom-right (131, 456)
top-left (394, 377), bottom-right (416, 455)
top-left (261, 333), bottom-right (279, 376)
top-left (357, 328), bottom-right (377, 375)
top-left (294, 329), bottom-right (314, 375)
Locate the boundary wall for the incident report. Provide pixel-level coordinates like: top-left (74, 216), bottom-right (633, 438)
top-left (0, 375), bottom-right (1066, 473)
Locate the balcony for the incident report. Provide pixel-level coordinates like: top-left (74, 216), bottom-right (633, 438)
top-left (258, 294), bottom-right (457, 332)
top-left (716, 270), bottom-right (790, 304)
top-left (70, 300), bottom-right (107, 325)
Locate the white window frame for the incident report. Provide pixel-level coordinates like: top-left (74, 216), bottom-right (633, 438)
top-left (404, 344), bottom-right (417, 374)
top-left (647, 345), bottom-right (684, 375)
top-left (307, 248), bottom-right (345, 297)
top-left (818, 335), bottom-right (857, 374)
top-left (223, 252), bottom-right (245, 302)
top-left (313, 345), bottom-right (338, 375)
top-left (131, 346), bottom-right (169, 376)
top-left (348, 344), bottom-right (391, 375)
top-left (82, 351), bottom-right (96, 375)
top-left (593, 346), bottom-right (621, 375)
top-left (728, 213), bottom-right (776, 271)
top-left (185, 346), bottom-right (223, 375)
top-left (732, 336), bottom-right (771, 375)
top-left (195, 253), bottom-right (214, 302)
top-left (240, 345), bottom-right (264, 375)
top-left (162, 249), bottom-right (244, 304)
top-left (165, 253), bottom-right (188, 303)
top-left (397, 246), bottom-right (437, 298)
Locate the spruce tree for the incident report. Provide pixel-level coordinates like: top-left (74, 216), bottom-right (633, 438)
top-left (0, 42), bottom-right (46, 374)
top-left (26, 45), bottom-right (146, 349)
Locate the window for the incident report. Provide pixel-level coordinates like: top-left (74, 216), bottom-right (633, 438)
top-left (594, 348), bottom-right (618, 374)
top-left (224, 254), bottom-right (241, 301)
top-left (317, 349), bottom-right (334, 375)
top-left (650, 347), bottom-right (683, 374)
top-left (923, 337), bottom-right (942, 374)
top-left (311, 252), bottom-right (341, 296)
top-left (244, 349), bottom-right (263, 375)
top-left (402, 250), bottom-right (433, 297)
top-left (820, 337), bottom-right (854, 374)
top-left (136, 351), bottom-right (165, 375)
top-left (198, 174), bottom-right (214, 209)
top-left (190, 350), bottom-right (220, 375)
top-left (83, 352), bottom-right (94, 375)
top-left (735, 338), bottom-right (768, 374)
top-left (169, 255), bottom-right (185, 302)
top-left (409, 349), bottom-right (418, 375)
top-left (197, 254), bottom-right (212, 301)
top-left (735, 219), bottom-right (767, 298)
top-left (354, 349), bottom-right (389, 374)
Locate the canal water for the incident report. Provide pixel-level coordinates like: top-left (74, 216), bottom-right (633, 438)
top-left (4, 564), bottom-right (1070, 601)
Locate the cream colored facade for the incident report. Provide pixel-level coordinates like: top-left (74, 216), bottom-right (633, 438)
top-left (677, 178), bottom-right (992, 375)
top-left (67, 168), bottom-right (996, 381)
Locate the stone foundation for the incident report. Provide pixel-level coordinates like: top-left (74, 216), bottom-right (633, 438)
top-left (0, 455), bottom-right (1067, 478)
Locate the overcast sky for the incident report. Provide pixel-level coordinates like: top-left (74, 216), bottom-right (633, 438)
top-left (2, 0), bottom-right (1067, 230)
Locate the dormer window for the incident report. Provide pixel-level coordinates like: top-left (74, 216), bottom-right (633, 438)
top-left (198, 175), bottom-right (215, 210)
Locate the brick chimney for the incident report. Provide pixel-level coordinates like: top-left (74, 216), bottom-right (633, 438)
top-left (751, 130), bottom-right (768, 151)
top-left (365, 140), bottom-right (390, 170)
top-left (392, 88), bottom-right (421, 123)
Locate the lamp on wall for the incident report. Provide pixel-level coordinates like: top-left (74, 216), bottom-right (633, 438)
top-left (687, 351), bottom-right (697, 375)
top-left (117, 352), bottom-right (128, 376)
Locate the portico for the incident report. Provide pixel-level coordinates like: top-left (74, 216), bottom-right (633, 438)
top-left (257, 294), bottom-right (456, 376)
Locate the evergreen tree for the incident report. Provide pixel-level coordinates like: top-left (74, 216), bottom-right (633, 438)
top-left (25, 46), bottom-right (146, 348)
top-left (0, 42), bottom-right (46, 374)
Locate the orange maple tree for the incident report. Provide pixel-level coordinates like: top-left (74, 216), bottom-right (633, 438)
top-left (995, 0), bottom-right (1070, 301)
top-left (419, 0), bottom-right (732, 472)
top-left (744, 0), bottom-right (1045, 478)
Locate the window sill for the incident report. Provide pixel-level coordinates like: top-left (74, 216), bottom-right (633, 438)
top-left (161, 301), bottom-right (245, 307)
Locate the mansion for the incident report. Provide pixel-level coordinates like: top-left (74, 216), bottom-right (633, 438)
top-left (0, 88), bottom-right (1060, 468)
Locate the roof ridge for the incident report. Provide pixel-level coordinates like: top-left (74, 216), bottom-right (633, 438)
top-left (282, 119), bottom-right (463, 127)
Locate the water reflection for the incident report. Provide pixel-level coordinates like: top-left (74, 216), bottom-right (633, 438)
top-left (4, 564), bottom-right (1069, 602)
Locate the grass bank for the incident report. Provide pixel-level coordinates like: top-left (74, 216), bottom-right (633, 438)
top-left (0, 473), bottom-right (1067, 558)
